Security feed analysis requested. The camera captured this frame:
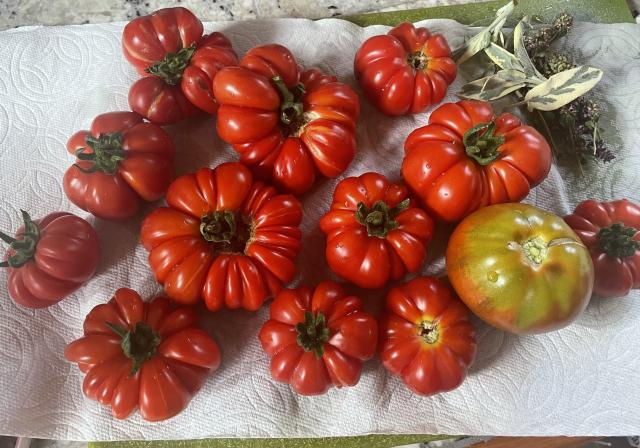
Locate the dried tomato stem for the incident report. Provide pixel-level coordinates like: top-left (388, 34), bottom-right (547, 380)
top-left (0, 210), bottom-right (40, 269)
top-left (598, 222), bottom-right (640, 258)
top-left (145, 44), bottom-right (196, 85)
top-left (296, 311), bottom-right (330, 358)
top-left (407, 51), bottom-right (427, 71)
top-left (74, 133), bottom-right (126, 175)
top-left (417, 320), bottom-right (440, 345)
top-left (463, 121), bottom-right (505, 165)
top-left (355, 199), bottom-right (409, 238)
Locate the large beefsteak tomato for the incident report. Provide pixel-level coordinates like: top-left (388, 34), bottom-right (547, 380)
top-left (65, 288), bottom-right (221, 421)
top-left (379, 276), bottom-right (476, 396)
top-left (447, 203), bottom-right (594, 334)
top-left (1, 210), bottom-right (100, 309)
top-left (64, 111), bottom-right (174, 220)
top-left (141, 162), bottom-right (303, 310)
top-left (402, 100), bottom-right (552, 222)
top-left (214, 44), bottom-right (360, 195)
top-left (354, 22), bottom-right (456, 115)
top-left (259, 280), bottom-right (377, 395)
top-left (319, 172), bottom-right (434, 289)
top-left (123, 7), bottom-right (238, 124)
top-left (565, 199), bottom-right (640, 298)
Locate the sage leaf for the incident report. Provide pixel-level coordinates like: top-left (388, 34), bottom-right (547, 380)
top-left (525, 66), bottom-right (604, 111)
top-left (513, 17), bottom-right (546, 81)
top-left (457, 69), bottom-right (528, 101)
top-left (454, 0), bottom-right (516, 64)
top-left (485, 43), bottom-right (525, 72)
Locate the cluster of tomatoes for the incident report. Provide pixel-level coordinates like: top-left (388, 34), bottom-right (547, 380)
top-left (2, 7), bottom-right (640, 423)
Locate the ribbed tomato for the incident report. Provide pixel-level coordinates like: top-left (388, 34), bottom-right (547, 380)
top-left (319, 172), bottom-right (434, 289)
top-left (402, 100), bottom-right (552, 222)
top-left (354, 22), bottom-right (456, 115)
top-left (140, 162), bottom-right (303, 310)
top-left (65, 288), bottom-right (221, 421)
top-left (214, 44), bottom-right (360, 195)
top-left (123, 7), bottom-right (238, 124)
top-left (259, 280), bottom-right (377, 395)
top-left (565, 199), bottom-right (640, 298)
top-left (63, 111), bottom-right (174, 220)
top-left (379, 276), bottom-right (476, 396)
top-left (1, 211), bottom-right (100, 309)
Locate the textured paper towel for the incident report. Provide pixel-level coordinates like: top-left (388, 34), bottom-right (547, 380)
top-left (0, 17), bottom-right (639, 440)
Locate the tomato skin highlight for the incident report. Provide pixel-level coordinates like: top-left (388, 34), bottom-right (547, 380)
top-left (354, 22), bottom-right (456, 116)
top-left (401, 100), bottom-right (552, 223)
top-left (379, 276), bottom-right (476, 396)
top-left (320, 172), bottom-right (434, 289)
top-left (565, 199), bottom-right (640, 299)
top-left (123, 8), bottom-right (238, 124)
top-left (446, 203), bottom-right (595, 334)
top-left (65, 289), bottom-right (221, 421)
top-left (259, 281), bottom-right (378, 395)
top-left (141, 162), bottom-right (303, 310)
top-left (214, 44), bottom-right (360, 195)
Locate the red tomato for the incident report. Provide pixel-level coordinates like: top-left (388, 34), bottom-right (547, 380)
top-left (1, 210), bottom-right (100, 309)
top-left (402, 100), bottom-right (552, 222)
top-left (140, 162), bottom-right (303, 310)
top-left (64, 288), bottom-right (221, 421)
top-left (214, 44), bottom-right (360, 195)
top-left (565, 199), bottom-right (640, 298)
top-left (319, 172), bottom-right (434, 289)
top-left (123, 8), bottom-right (238, 124)
top-left (379, 276), bottom-right (476, 396)
top-left (258, 281), bottom-right (377, 395)
top-left (354, 22), bottom-right (456, 116)
top-left (63, 111), bottom-right (175, 220)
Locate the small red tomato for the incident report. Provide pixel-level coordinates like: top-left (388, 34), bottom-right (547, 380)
top-left (565, 199), bottom-right (640, 298)
top-left (354, 22), bottom-right (456, 116)
top-left (141, 162), bottom-right (303, 310)
top-left (402, 100), bottom-right (552, 222)
top-left (65, 288), bottom-right (221, 421)
top-left (214, 44), bottom-right (360, 195)
top-left (63, 111), bottom-right (175, 220)
top-left (123, 8), bottom-right (238, 124)
top-left (259, 281), bottom-right (378, 396)
top-left (1, 210), bottom-right (100, 309)
top-left (319, 172), bottom-right (434, 289)
top-left (379, 276), bottom-right (476, 396)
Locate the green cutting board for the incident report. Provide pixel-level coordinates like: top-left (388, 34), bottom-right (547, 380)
top-left (90, 1), bottom-right (631, 448)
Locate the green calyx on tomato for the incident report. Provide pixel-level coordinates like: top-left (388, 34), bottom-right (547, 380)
top-left (200, 210), bottom-right (252, 254)
top-left (107, 321), bottom-right (161, 376)
top-left (271, 76), bottom-right (306, 129)
top-left (295, 311), bottom-right (330, 358)
top-left (417, 320), bottom-right (440, 345)
top-left (0, 210), bottom-right (40, 269)
top-left (407, 51), bottom-right (428, 71)
top-left (145, 44), bottom-right (196, 86)
top-left (74, 133), bottom-right (126, 175)
top-left (355, 198), bottom-right (409, 238)
top-left (597, 222), bottom-right (640, 258)
top-left (463, 121), bottom-right (505, 166)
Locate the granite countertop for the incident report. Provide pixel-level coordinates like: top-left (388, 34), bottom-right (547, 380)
top-left (0, 0), bottom-right (484, 30)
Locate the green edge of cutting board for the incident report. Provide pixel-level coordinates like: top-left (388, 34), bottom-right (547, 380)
top-left (89, 1), bottom-right (631, 448)
top-left (89, 434), bottom-right (453, 448)
top-left (344, 0), bottom-right (634, 26)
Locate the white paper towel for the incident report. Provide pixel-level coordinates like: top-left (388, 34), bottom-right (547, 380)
top-left (0, 17), bottom-right (639, 440)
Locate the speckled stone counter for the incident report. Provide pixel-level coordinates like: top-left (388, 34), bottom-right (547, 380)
top-left (0, 0), bottom-right (484, 29)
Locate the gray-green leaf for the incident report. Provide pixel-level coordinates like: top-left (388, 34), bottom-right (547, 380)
top-left (525, 66), bottom-right (604, 111)
top-left (457, 69), bottom-right (528, 101)
top-left (513, 17), bottom-right (546, 81)
top-left (484, 43), bottom-right (525, 72)
top-left (454, 0), bottom-right (516, 64)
